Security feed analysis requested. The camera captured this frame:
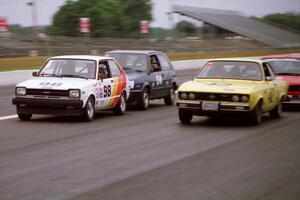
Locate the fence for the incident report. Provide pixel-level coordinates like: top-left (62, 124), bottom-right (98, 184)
top-left (0, 30), bottom-right (267, 57)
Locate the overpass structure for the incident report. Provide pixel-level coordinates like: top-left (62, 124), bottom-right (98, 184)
top-left (172, 5), bottom-right (300, 47)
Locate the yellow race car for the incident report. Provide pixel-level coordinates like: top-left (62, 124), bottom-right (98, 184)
top-left (176, 58), bottom-right (288, 125)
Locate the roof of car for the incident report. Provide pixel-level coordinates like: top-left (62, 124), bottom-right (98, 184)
top-left (106, 50), bottom-right (163, 55)
top-left (50, 55), bottom-right (114, 61)
top-left (207, 58), bottom-right (264, 63)
top-left (261, 55), bottom-right (300, 60)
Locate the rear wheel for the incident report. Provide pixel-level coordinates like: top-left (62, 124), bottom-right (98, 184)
top-left (178, 109), bottom-right (193, 124)
top-left (138, 88), bottom-right (150, 110)
top-left (250, 102), bottom-right (262, 125)
top-left (113, 93), bottom-right (127, 115)
top-left (164, 88), bottom-right (175, 105)
top-left (82, 96), bottom-right (95, 121)
top-left (269, 102), bottom-right (282, 118)
top-left (18, 113), bottom-right (32, 121)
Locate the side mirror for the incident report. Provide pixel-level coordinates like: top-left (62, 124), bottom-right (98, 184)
top-left (266, 76), bottom-right (273, 81)
top-left (32, 71), bottom-right (38, 77)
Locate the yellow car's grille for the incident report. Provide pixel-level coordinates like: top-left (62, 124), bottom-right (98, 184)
top-left (178, 92), bottom-right (249, 103)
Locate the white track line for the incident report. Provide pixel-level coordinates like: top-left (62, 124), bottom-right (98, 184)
top-left (0, 115), bottom-right (18, 121)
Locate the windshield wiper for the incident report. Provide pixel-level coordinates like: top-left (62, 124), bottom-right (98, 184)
top-left (276, 72), bottom-right (300, 76)
top-left (60, 74), bottom-right (88, 79)
top-left (39, 73), bottom-right (62, 77)
top-left (123, 67), bottom-right (145, 72)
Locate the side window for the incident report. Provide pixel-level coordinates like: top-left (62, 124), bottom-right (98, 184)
top-left (263, 63), bottom-right (275, 80)
top-left (157, 54), bottom-right (171, 71)
top-left (108, 60), bottom-right (121, 78)
top-left (98, 60), bottom-right (111, 79)
top-left (265, 63), bottom-right (275, 77)
top-left (150, 55), bottom-right (161, 72)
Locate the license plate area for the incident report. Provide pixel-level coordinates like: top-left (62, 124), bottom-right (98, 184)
top-left (202, 101), bottom-right (219, 111)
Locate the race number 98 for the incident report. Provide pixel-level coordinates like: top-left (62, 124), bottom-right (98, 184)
top-left (104, 85), bottom-right (111, 97)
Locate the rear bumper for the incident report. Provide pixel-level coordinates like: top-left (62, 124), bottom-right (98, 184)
top-left (12, 97), bottom-right (84, 115)
top-left (176, 100), bottom-right (251, 116)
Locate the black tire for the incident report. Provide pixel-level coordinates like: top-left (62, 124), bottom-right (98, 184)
top-left (269, 102), bottom-right (282, 118)
top-left (113, 93), bottom-right (127, 115)
top-left (164, 88), bottom-right (175, 105)
top-left (18, 113), bottom-right (32, 121)
top-left (178, 109), bottom-right (193, 124)
top-left (250, 102), bottom-right (262, 125)
top-left (138, 88), bottom-right (150, 110)
top-left (82, 96), bottom-right (95, 121)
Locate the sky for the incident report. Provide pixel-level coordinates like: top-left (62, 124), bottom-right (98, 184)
top-left (0, 0), bottom-right (299, 28)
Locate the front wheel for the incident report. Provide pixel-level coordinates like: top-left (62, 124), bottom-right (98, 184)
top-left (82, 96), bottom-right (95, 121)
top-left (18, 113), bottom-right (32, 121)
top-left (269, 102), bottom-right (282, 118)
top-left (164, 88), bottom-right (175, 105)
top-left (178, 109), bottom-right (193, 124)
top-left (138, 89), bottom-right (150, 110)
top-left (113, 93), bottom-right (127, 115)
top-left (249, 102), bottom-right (262, 125)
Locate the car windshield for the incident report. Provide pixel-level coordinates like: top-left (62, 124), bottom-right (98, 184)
top-left (38, 59), bottom-right (97, 79)
top-left (108, 53), bottom-right (148, 72)
top-left (268, 60), bottom-right (300, 75)
top-left (196, 61), bottom-right (262, 81)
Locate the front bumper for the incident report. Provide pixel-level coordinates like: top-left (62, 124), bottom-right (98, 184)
top-left (128, 90), bottom-right (143, 102)
top-left (283, 94), bottom-right (300, 104)
top-left (176, 100), bottom-right (251, 116)
top-left (12, 97), bottom-right (84, 115)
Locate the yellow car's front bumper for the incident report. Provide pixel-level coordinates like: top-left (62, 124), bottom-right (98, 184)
top-left (176, 100), bottom-right (251, 116)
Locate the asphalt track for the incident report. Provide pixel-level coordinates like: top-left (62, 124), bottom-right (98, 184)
top-left (0, 69), bottom-right (300, 200)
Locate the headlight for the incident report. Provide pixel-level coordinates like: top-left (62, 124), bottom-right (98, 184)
top-left (16, 87), bottom-right (26, 96)
top-left (188, 93), bottom-right (196, 100)
top-left (231, 95), bottom-right (240, 102)
top-left (69, 89), bottom-right (80, 98)
top-left (240, 95), bottom-right (249, 103)
top-left (134, 83), bottom-right (143, 90)
top-left (180, 92), bottom-right (187, 99)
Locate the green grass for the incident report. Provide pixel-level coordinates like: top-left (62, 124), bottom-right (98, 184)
top-left (0, 49), bottom-right (299, 72)
top-left (0, 56), bottom-right (49, 72)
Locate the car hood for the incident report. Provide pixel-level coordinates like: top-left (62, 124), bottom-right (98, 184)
top-left (16, 77), bottom-right (96, 90)
top-left (127, 72), bottom-right (148, 82)
top-left (277, 75), bottom-right (300, 85)
top-left (178, 79), bottom-right (260, 94)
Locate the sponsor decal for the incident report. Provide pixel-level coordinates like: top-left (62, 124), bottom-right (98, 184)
top-left (39, 82), bottom-right (63, 87)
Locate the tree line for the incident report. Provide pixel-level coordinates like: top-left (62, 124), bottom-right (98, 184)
top-left (46, 0), bottom-right (152, 37)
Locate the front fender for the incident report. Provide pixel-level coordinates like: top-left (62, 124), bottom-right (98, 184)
top-left (249, 92), bottom-right (264, 111)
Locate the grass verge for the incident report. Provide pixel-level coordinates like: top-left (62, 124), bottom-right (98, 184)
top-left (0, 49), bottom-right (299, 72)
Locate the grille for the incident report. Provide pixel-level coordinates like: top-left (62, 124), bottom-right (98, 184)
top-left (27, 89), bottom-right (69, 97)
top-left (179, 92), bottom-right (249, 102)
top-left (195, 93), bottom-right (231, 101)
top-left (288, 85), bottom-right (300, 92)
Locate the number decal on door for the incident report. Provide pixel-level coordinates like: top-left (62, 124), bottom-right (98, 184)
top-left (103, 85), bottom-right (111, 97)
top-left (155, 75), bottom-right (163, 85)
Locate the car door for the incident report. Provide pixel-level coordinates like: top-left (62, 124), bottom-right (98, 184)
top-left (107, 59), bottom-right (123, 107)
top-left (157, 53), bottom-right (173, 96)
top-left (149, 54), bottom-right (164, 98)
top-left (265, 62), bottom-right (282, 104)
top-left (95, 60), bottom-right (115, 110)
top-left (262, 62), bottom-right (278, 111)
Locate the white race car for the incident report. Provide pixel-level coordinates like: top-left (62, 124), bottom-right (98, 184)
top-left (12, 55), bottom-right (130, 121)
